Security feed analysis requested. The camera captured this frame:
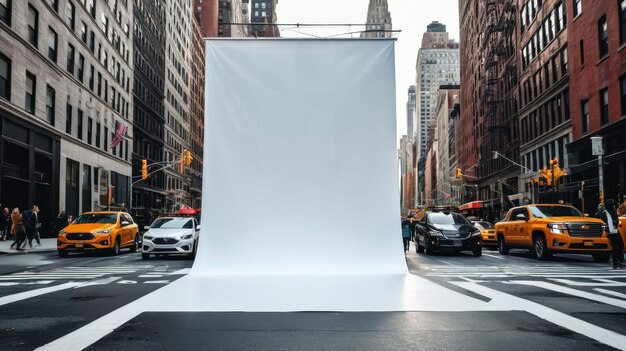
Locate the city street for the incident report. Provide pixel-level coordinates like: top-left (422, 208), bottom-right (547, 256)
top-left (0, 249), bottom-right (192, 350)
top-left (1, 243), bottom-right (625, 350)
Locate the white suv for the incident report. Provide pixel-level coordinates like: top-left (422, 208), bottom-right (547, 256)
top-left (141, 216), bottom-right (200, 260)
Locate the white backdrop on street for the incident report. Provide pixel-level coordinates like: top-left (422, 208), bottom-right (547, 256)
top-left (196, 39), bottom-right (406, 275)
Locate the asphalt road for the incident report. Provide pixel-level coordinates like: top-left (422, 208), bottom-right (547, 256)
top-left (0, 250), bottom-right (193, 350)
top-left (1, 244), bottom-right (625, 350)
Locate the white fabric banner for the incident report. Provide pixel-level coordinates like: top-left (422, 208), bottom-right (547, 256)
top-left (197, 39), bottom-right (405, 275)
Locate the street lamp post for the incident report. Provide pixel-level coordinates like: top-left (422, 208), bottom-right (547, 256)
top-left (492, 151), bottom-right (535, 204)
top-left (590, 136), bottom-right (604, 204)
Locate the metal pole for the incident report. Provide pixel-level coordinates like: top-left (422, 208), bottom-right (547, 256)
top-left (598, 154), bottom-right (604, 204)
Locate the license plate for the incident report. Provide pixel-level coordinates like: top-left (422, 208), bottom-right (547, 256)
top-left (75, 242), bottom-right (83, 248)
top-left (452, 240), bottom-right (462, 247)
top-left (583, 240), bottom-right (593, 247)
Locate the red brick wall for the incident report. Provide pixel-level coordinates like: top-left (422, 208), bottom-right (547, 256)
top-left (194, 0), bottom-right (219, 37)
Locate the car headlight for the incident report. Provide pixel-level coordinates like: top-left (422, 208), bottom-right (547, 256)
top-left (95, 229), bottom-right (112, 234)
top-left (143, 235), bottom-right (153, 241)
top-left (429, 230), bottom-right (444, 237)
top-left (181, 234), bottom-right (193, 240)
top-left (548, 223), bottom-right (568, 234)
top-left (58, 230), bottom-right (67, 235)
top-left (471, 230), bottom-right (482, 236)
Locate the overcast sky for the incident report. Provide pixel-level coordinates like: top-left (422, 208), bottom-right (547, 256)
top-left (276, 0), bottom-right (461, 139)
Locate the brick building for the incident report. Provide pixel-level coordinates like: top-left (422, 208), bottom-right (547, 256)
top-left (565, 0), bottom-right (626, 213)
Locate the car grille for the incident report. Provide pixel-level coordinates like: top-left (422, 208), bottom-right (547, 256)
top-left (153, 238), bottom-right (179, 245)
top-left (66, 233), bottom-right (95, 240)
top-left (443, 231), bottom-right (470, 239)
top-left (153, 248), bottom-right (176, 252)
top-left (569, 243), bottom-right (608, 249)
top-left (566, 223), bottom-right (604, 238)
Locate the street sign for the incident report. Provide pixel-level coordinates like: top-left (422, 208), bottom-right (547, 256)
top-left (591, 136), bottom-right (604, 156)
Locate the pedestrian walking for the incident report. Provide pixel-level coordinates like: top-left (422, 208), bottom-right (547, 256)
top-left (10, 208), bottom-right (26, 250)
top-left (401, 217), bottom-right (411, 257)
top-left (599, 199), bottom-right (625, 269)
top-left (1, 207), bottom-right (9, 240)
top-left (20, 205), bottom-right (39, 248)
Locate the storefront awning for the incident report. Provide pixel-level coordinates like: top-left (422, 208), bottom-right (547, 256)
top-left (459, 201), bottom-right (482, 211)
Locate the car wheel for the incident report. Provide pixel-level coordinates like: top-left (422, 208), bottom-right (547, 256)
top-left (472, 246), bottom-right (482, 257)
top-left (533, 234), bottom-right (551, 260)
top-left (592, 252), bottom-right (611, 263)
top-left (189, 240), bottom-right (197, 259)
top-left (416, 237), bottom-right (425, 253)
top-left (141, 252), bottom-right (150, 260)
top-left (110, 237), bottom-right (120, 256)
top-left (129, 234), bottom-right (139, 253)
top-left (498, 235), bottom-right (509, 255)
top-left (58, 250), bottom-right (68, 258)
top-left (424, 237), bottom-right (434, 255)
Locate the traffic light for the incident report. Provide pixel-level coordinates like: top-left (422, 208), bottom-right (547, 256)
top-left (455, 168), bottom-right (462, 179)
top-left (549, 158), bottom-right (559, 166)
top-left (141, 160), bottom-right (148, 180)
top-left (184, 150), bottom-right (193, 166)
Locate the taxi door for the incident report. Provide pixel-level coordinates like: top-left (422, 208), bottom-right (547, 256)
top-left (506, 208), bottom-right (530, 245)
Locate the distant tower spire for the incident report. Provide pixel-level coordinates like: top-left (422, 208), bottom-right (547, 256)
top-left (361, 0), bottom-right (392, 38)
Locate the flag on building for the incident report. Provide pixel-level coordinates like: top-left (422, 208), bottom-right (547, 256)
top-left (109, 120), bottom-right (126, 149)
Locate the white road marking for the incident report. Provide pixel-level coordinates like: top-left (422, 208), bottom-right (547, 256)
top-left (0, 282), bottom-right (82, 306)
top-left (144, 280), bottom-right (170, 284)
top-left (509, 281), bottom-right (626, 309)
top-left (0, 282), bottom-right (19, 286)
top-left (117, 280), bottom-right (137, 284)
top-left (78, 277), bottom-right (122, 288)
top-left (594, 288), bottom-right (626, 299)
top-left (454, 281), bottom-right (626, 351)
top-left (548, 278), bottom-right (626, 287)
top-left (482, 253), bottom-right (504, 259)
top-left (138, 275), bottom-right (162, 278)
top-left (432, 258), bottom-right (455, 266)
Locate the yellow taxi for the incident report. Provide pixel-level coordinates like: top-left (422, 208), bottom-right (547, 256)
top-left (57, 211), bottom-right (139, 257)
top-left (619, 216), bottom-right (626, 252)
top-left (472, 221), bottom-right (497, 248)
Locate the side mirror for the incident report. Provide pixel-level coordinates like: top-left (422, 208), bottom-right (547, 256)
top-left (144, 226), bottom-right (150, 230)
top-left (120, 221), bottom-right (130, 226)
top-left (196, 225), bottom-right (201, 231)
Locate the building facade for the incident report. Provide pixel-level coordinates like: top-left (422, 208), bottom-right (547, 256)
top-left (415, 22), bottom-right (460, 205)
top-left (195, 0), bottom-right (219, 37)
top-left (250, 0), bottom-right (278, 37)
top-left (0, 0), bottom-right (134, 235)
top-left (435, 86), bottom-right (460, 205)
top-left (189, 9), bottom-right (205, 209)
top-left (566, 0), bottom-right (626, 213)
top-left (218, 0), bottom-right (249, 37)
top-left (132, 0), bottom-right (166, 223)
top-left (361, 0), bottom-right (392, 38)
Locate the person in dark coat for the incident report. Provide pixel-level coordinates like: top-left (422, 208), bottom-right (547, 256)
top-left (20, 205), bottom-right (39, 249)
top-left (599, 199), bottom-right (625, 269)
top-left (1, 207), bottom-right (9, 240)
top-left (54, 210), bottom-right (69, 235)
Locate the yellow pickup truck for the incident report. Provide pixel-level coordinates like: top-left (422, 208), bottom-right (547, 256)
top-left (494, 204), bottom-right (611, 261)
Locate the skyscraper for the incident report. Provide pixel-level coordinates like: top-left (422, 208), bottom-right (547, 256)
top-left (406, 85), bottom-right (416, 143)
top-left (361, 0), bottom-right (392, 38)
top-left (251, 0), bottom-right (279, 37)
top-left (415, 22), bottom-right (460, 205)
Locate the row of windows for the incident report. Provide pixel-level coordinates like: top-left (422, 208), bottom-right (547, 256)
top-left (580, 75), bottom-right (626, 133)
top-left (520, 90), bottom-right (570, 145)
top-left (522, 46), bottom-right (568, 107)
top-left (521, 2), bottom-right (566, 69)
top-left (520, 0), bottom-right (543, 33)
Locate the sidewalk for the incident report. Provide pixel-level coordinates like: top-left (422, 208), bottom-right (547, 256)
top-left (0, 237), bottom-right (57, 254)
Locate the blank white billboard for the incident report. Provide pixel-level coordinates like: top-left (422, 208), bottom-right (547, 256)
top-left (196, 39), bottom-right (406, 275)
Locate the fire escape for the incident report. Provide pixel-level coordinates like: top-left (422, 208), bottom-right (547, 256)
top-left (479, 0), bottom-right (518, 203)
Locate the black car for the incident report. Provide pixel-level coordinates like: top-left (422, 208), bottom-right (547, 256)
top-left (415, 211), bottom-right (483, 256)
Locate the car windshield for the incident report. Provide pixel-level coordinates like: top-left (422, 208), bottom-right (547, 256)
top-left (529, 206), bottom-right (583, 218)
top-left (151, 218), bottom-right (193, 229)
top-left (73, 213), bottom-right (118, 224)
top-left (473, 221), bottom-right (493, 229)
top-left (429, 213), bottom-right (470, 225)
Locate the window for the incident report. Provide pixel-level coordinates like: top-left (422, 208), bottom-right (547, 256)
top-left (0, 0), bottom-right (11, 25)
top-left (579, 40), bottom-right (584, 65)
top-left (580, 99), bottom-right (589, 134)
top-left (89, 64), bottom-right (94, 90)
top-left (87, 117), bottom-right (93, 144)
top-left (77, 109), bottom-right (83, 139)
top-left (0, 53), bottom-right (10, 100)
top-left (65, 1), bottom-right (75, 30)
top-left (560, 47), bottom-right (568, 75)
top-left (77, 53), bottom-right (84, 81)
top-left (27, 5), bottom-right (38, 47)
top-left (80, 21), bottom-right (87, 43)
top-left (89, 31), bottom-right (95, 52)
top-left (598, 15), bottom-right (608, 57)
top-left (97, 71), bottom-right (102, 95)
top-left (618, 0), bottom-right (626, 44)
top-left (600, 87), bottom-right (609, 125)
top-left (87, 0), bottom-right (95, 18)
top-left (65, 102), bottom-right (72, 134)
top-left (47, 0), bottom-right (57, 11)
top-left (46, 85), bottom-right (55, 125)
top-left (621, 74), bottom-right (626, 116)
top-left (103, 125), bottom-right (108, 150)
top-left (25, 71), bottom-right (35, 113)
top-left (66, 43), bottom-right (75, 73)
top-left (48, 27), bottom-right (57, 62)
top-left (573, 0), bottom-right (582, 17)
top-left (96, 121), bottom-right (101, 147)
